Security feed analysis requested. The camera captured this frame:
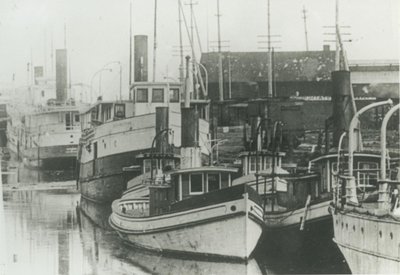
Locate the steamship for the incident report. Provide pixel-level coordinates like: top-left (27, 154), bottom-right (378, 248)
top-left (7, 49), bottom-right (84, 171)
top-left (330, 101), bottom-right (400, 274)
top-left (78, 36), bottom-right (210, 203)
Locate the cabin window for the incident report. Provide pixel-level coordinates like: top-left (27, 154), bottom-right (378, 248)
top-left (114, 104), bottom-right (125, 118)
top-left (74, 114), bottom-right (80, 123)
top-left (221, 173), bottom-right (230, 188)
top-left (263, 157), bottom-right (271, 170)
top-left (143, 159), bottom-right (152, 174)
top-left (190, 173), bottom-right (203, 194)
top-left (104, 106), bottom-right (112, 121)
top-left (249, 156), bottom-right (261, 172)
top-left (357, 162), bottom-right (378, 189)
top-left (207, 173), bottom-right (220, 192)
top-left (41, 90), bottom-right (45, 97)
top-left (136, 88), bottom-right (148, 102)
top-left (152, 88), bottom-right (164, 103)
top-left (169, 88), bottom-right (180, 102)
top-left (65, 113), bottom-right (72, 130)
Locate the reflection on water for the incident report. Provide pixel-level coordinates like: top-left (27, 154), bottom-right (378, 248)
top-left (3, 158), bottom-right (76, 184)
top-left (2, 188), bottom-right (264, 275)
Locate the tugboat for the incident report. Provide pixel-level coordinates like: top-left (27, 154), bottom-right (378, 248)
top-left (109, 67), bottom-right (264, 261)
top-left (230, 69), bottom-right (362, 256)
top-left (330, 101), bottom-right (400, 274)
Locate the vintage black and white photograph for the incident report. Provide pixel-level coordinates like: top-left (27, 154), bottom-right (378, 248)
top-left (0, 0), bottom-right (399, 274)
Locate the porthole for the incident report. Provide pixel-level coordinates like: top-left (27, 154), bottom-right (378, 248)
top-left (231, 205), bottom-right (237, 212)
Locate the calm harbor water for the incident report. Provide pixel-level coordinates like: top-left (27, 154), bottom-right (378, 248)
top-left (1, 186), bottom-right (351, 275)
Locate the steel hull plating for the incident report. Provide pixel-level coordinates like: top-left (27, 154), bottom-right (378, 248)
top-left (110, 197), bottom-right (264, 261)
top-left (331, 206), bottom-right (400, 274)
top-left (78, 150), bottom-right (143, 203)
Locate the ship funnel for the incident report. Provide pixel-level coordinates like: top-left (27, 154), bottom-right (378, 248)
top-left (180, 107), bottom-right (201, 169)
top-left (331, 71), bottom-right (353, 147)
top-left (56, 49), bottom-right (68, 104)
top-left (134, 35), bottom-right (148, 82)
top-left (155, 107), bottom-right (170, 154)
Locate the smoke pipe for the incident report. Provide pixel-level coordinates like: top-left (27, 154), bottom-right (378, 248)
top-left (331, 70), bottom-right (352, 147)
top-left (184, 56), bottom-right (191, 108)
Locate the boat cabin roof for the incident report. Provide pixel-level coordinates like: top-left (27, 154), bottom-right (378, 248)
top-left (169, 166), bottom-right (238, 176)
top-left (238, 150), bottom-right (286, 158)
top-left (311, 152), bottom-right (381, 163)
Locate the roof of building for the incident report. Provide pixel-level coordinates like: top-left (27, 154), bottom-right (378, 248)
top-left (200, 50), bottom-right (336, 83)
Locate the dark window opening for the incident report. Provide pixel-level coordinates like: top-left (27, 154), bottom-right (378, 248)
top-left (208, 173), bottom-right (220, 192)
top-left (65, 113), bottom-right (71, 130)
top-left (190, 173), bottom-right (203, 193)
top-left (169, 88), bottom-right (180, 102)
top-left (152, 88), bottom-right (164, 103)
top-left (114, 104), bottom-right (125, 118)
top-left (136, 89), bottom-right (148, 102)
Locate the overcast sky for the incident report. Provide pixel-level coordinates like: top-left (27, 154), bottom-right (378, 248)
top-left (0, 0), bottom-right (399, 100)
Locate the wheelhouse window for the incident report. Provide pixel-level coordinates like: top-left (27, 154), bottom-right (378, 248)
top-left (152, 88), bottom-right (164, 103)
top-left (249, 156), bottom-right (261, 172)
top-left (357, 162), bottom-right (378, 189)
top-left (143, 159), bottom-right (152, 174)
top-left (190, 173), bottom-right (203, 194)
top-left (169, 88), bottom-right (180, 102)
top-left (207, 173), bottom-right (220, 192)
top-left (136, 88), bottom-right (148, 102)
top-left (114, 104), bottom-right (125, 118)
top-left (104, 105), bottom-right (112, 121)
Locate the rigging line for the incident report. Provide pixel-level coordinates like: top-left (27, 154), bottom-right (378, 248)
top-left (179, 1), bottom-right (202, 96)
top-left (192, 10), bottom-right (203, 54)
top-left (192, 9), bottom-right (207, 98)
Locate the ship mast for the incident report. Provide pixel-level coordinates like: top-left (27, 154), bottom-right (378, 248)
top-left (129, 0), bottom-right (133, 86)
top-left (217, 0), bottom-right (223, 101)
top-left (178, 0), bottom-right (184, 83)
top-left (267, 0), bottom-right (272, 98)
top-left (152, 0), bottom-right (158, 82)
top-left (302, 6), bottom-right (309, 51)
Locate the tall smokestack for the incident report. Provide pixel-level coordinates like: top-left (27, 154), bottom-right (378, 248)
top-left (180, 107), bottom-right (201, 169)
top-left (155, 107), bottom-right (169, 154)
top-left (134, 35), bottom-right (148, 82)
top-left (332, 70), bottom-right (353, 146)
top-left (56, 49), bottom-right (68, 103)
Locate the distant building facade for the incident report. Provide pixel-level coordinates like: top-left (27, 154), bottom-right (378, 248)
top-left (200, 47), bottom-right (399, 128)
